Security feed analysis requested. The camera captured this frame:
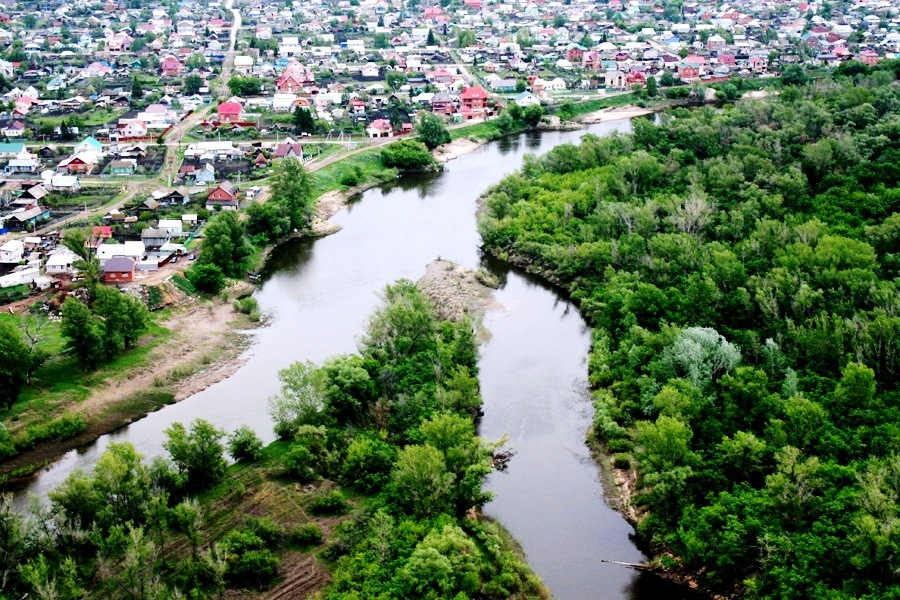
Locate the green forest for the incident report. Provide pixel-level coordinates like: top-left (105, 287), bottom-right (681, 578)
top-left (479, 68), bottom-right (900, 598)
top-left (0, 282), bottom-right (543, 599)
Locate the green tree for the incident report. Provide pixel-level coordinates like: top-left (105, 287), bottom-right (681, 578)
top-left (130, 76), bottom-right (143, 101)
top-left (292, 106), bottom-right (315, 133)
top-left (183, 74), bottom-right (203, 95)
top-left (381, 139), bottom-right (436, 170)
top-left (373, 32), bottom-right (390, 48)
top-left (385, 70), bottom-right (407, 91)
top-left (60, 297), bottom-right (104, 370)
top-left (456, 29), bottom-right (476, 48)
top-left (268, 361), bottom-right (328, 439)
top-left (646, 74), bottom-right (658, 97)
top-left (416, 112), bottom-right (450, 149)
top-left (187, 263), bottom-right (226, 294)
top-left (227, 425), bottom-right (263, 463)
top-left (426, 29), bottom-right (436, 45)
top-left (0, 321), bottom-right (32, 410)
top-left (390, 444), bottom-right (454, 517)
top-left (781, 64), bottom-right (807, 87)
top-left (197, 211), bottom-right (251, 278)
top-left (269, 158), bottom-right (315, 230)
top-left (163, 419), bottom-right (227, 492)
top-left (92, 286), bottom-right (148, 360)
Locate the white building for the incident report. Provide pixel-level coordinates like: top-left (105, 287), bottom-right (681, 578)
top-left (0, 239), bottom-right (25, 263)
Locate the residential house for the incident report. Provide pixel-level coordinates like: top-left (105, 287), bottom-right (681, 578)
top-left (45, 247), bottom-right (79, 274)
top-left (217, 101), bottom-right (243, 123)
top-left (515, 91), bottom-right (540, 107)
top-left (366, 119), bottom-right (392, 138)
top-left (605, 70), bottom-right (627, 88)
top-left (141, 227), bottom-right (170, 247)
top-left (6, 206), bottom-right (50, 231)
top-left (195, 163), bottom-right (216, 185)
top-left (1, 120), bottom-right (25, 137)
top-left (460, 87), bottom-right (488, 111)
top-left (116, 119), bottom-right (149, 139)
top-left (150, 189), bottom-right (189, 205)
top-left (74, 136), bottom-right (104, 155)
top-left (58, 152), bottom-right (99, 174)
top-left (206, 181), bottom-right (240, 210)
top-left (103, 256), bottom-right (137, 283)
top-left (0, 239), bottom-right (24, 263)
top-left (109, 159), bottom-right (136, 175)
top-left (44, 175), bottom-right (81, 192)
top-left (0, 142), bottom-right (24, 157)
top-left (157, 219), bottom-right (183, 235)
top-left (431, 91), bottom-right (455, 115)
top-left (273, 142), bottom-right (303, 159)
top-left (161, 55), bottom-right (185, 76)
top-left (5, 157), bottom-right (40, 173)
top-left (234, 55), bottom-right (254, 75)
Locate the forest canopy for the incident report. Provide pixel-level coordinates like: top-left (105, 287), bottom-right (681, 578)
top-left (479, 73), bottom-right (900, 598)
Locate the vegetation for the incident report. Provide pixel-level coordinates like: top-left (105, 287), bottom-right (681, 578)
top-left (266, 280), bottom-right (544, 598)
top-left (0, 282), bottom-right (544, 600)
top-left (380, 139), bottom-right (437, 171)
top-left (417, 112), bottom-right (451, 150)
top-left (478, 73), bottom-right (900, 597)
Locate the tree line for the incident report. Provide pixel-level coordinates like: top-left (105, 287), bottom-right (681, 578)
top-left (479, 69), bottom-right (900, 597)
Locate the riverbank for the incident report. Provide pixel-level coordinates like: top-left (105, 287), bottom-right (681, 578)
top-left (579, 104), bottom-right (655, 124)
top-left (0, 286), bottom-right (258, 482)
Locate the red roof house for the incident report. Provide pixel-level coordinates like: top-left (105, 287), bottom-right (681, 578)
top-left (217, 101), bottom-right (243, 123)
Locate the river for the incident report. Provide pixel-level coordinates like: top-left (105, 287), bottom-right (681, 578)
top-left (11, 120), bottom-right (696, 599)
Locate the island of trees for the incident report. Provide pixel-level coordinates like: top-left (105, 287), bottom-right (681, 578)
top-left (479, 62), bottom-right (900, 598)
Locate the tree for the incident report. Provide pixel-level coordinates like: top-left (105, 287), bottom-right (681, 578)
top-left (373, 32), bottom-right (390, 49)
top-left (385, 70), bottom-right (407, 91)
top-left (416, 112), bottom-right (450, 150)
top-left (660, 70), bottom-right (675, 87)
top-left (197, 211), bottom-right (251, 278)
top-left (163, 419), bottom-right (227, 492)
top-left (187, 263), bottom-right (226, 294)
top-left (268, 361), bottom-right (328, 439)
top-left (227, 425), bottom-right (263, 463)
top-left (390, 444), bottom-right (454, 517)
top-left (92, 286), bottom-right (148, 360)
top-left (381, 140), bottom-right (436, 170)
top-left (60, 297), bottom-right (104, 370)
top-left (183, 74), bottom-right (203, 95)
top-left (269, 158), bottom-right (315, 230)
top-left (227, 76), bottom-right (262, 96)
top-left (781, 64), bottom-right (807, 87)
top-left (0, 321), bottom-right (31, 411)
top-left (292, 106), bottom-right (315, 133)
top-left (456, 29), bottom-right (476, 48)
top-left (426, 29), bottom-right (436, 46)
top-left (646, 75), bottom-right (658, 97)
top-left (130, 76), bottom-right (143, 102)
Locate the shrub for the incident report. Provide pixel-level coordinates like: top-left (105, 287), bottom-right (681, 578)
top-left (232, 297), bottom-right (259, 315)
top-left (187, 264), bottom-right (226, 294)
top-left (284, 443), bottom-right (318, 483)
top-left (380, 140), bottom-right (436, 171)
top-left (24, 414), bottom-right (86, 446)
top-left (613, 453), bottom-right (631, 469)
top-left (288, 523), bottom-right (323, 547)
top-left (309, 491), bottom-right (348, 515)
top-left (244, 516), bottom-right (283, 546)
top-left (227, 425), bottom-right (264, 463)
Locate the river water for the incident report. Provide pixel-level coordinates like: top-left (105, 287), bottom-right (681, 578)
top-left (11, 121), bottom-right (696, 599)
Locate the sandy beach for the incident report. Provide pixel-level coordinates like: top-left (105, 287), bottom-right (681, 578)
top-left (579, 104), bottom-right (655, 124)
top-left (432, 138), bottom-right (485, 163)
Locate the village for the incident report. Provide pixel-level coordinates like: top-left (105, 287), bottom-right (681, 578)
top-left (0, 0), bottom-right (898, 297)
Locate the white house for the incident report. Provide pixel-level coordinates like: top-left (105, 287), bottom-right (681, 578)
top-left (0, 239), bottom-right (25, 263)
top-left (45, 247), bottom-right (79, 274)
top-left (96, 241), bottom-right (145, 265)
top-left (157, 219), bottom-right (183, 235)
top-left (0, 266), bottom-right (39, 288)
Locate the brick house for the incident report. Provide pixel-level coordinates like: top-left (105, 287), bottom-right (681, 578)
top-left (104, 256), bottom-right (136, 283)
top-left (217, 101), bottom-right (243, 123)
top-left (205, 181), bottom-right (240, 210)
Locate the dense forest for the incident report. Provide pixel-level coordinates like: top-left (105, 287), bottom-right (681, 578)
top-left (479, 65), bottom-right (900, 598)
top-left (0, 281), bottom-right (543, 599)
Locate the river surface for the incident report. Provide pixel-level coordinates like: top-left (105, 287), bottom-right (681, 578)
top-left (11, 120), bottom-right (696, 599)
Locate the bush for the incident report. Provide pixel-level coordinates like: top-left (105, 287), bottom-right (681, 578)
top-left (244, 516), bottom-right (283, 546)
top-left (309, 491), bottom-right (348, 515)
top-left (613, 453), bottom-right (631, 469)
top-left (187, 264), bottom-right (226, 294)
top-left (24, 414), bottom-right (86, 446)
top-left (232, 297), bottom-right (258, 315)
top-left (284, 443), bottom-right (318, 483)
top-left (380, 140), bottom-right (436, 171)
top-left (221, 529), bottom-right (280, 589)
top-left (227, 425), bottom-right (264, 463)
top-left (288, 523), bottom-right (323, 547)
